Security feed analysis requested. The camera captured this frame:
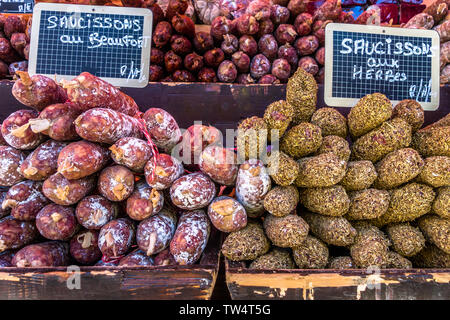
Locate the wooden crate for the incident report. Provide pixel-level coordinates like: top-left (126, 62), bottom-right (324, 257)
top-left (225, 260), bottom-right (450, 300)
top-left (0, 229), bottom-right (220, 300)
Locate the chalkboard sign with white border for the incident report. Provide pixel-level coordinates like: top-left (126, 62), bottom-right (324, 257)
top-left (0, 0), bottom-right (33, 13)
top-left (28, 3), bottom-right (152, 88)
top-left (324, 23), bottom-right (440, 110)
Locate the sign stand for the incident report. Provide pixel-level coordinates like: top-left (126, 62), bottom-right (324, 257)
top-left (324, 23), bottom-right (440, 110)
top-left (28, 3), bottom-right (153, 88)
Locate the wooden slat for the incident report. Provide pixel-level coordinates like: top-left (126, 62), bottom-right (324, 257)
top-left (0, 82), bottom-right (448, 299)
top-left (0, 267), bottom-right (217, 299)
top-left (225, 259), bottom-right (450, 300)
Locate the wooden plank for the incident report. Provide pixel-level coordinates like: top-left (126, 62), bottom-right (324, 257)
top-left (0, 81), bottom-right (448, 299)
top-left (225, 259), bottom-right (450, 300)
top-left (0, 267), bottom-right (217, 299)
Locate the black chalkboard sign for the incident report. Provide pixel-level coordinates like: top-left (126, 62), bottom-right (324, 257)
top-left (28, 3), bottom-right (152, 88)
top-left (324, 23), bottom-right (440, 110)
top-left (0, 0), bottom-right (33, 14)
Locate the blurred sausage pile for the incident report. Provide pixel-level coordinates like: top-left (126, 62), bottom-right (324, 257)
top-left (401, 0), bottom-right (450, 84)
top-left (0, 14), bottom-right (31, 78)
top-left (148, 0), bottom-right (351, 83)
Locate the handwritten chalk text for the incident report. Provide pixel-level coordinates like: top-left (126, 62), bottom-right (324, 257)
top-left (47, 15), bottom-right (142, 32)
top-left (340, 38), bottom-right (435, 57)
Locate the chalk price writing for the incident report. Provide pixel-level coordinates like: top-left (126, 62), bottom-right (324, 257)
top-left (0, 0), bottom-right (33, 13)
top-left (17, 3), bottom-right (32, 12)
top-left (47, 15), bottom-right (142, 32)
top-left (410, 78), bottom-right (432, 101)
top-left (120, 61), bottom-right (147, 83)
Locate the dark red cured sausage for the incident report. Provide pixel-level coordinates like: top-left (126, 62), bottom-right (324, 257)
top-left (12, 241), bottom-right (69, 267)
top-left (74, 108), bottom-right (143, 144)
top-left (98, 165), bottom-right (135, 202)
top-left (57, 141), bottom-right (110, 180)
top-left (179, 124), bottom-right (222, 167)
top-left (29, 103), bottom-right (83, 141)
top-left (126, 181), bottom-right (164, 221)
top-left (110, 137), bottom-right (153, 172)
top-left (3, 180), bottom-right (49, 221)
top-left (0, 146), bottom-right (26, 187)
top-left (1, 109), bottom-right (44, 150)
top-left (3, 15), bottom-right (26, 38)
top-left (143, 108), bottom-right (182, 153)
top-left (10, 33), bottom-right (27, 57)
top-left (144, 153), bottom-right (184, 190)
top-left (118, 249), bottom-right (154, 266)
top-left (75, 195), bottom-right (119, 230)
top-left (170, 172), bottom-right (216, 210)
top-left (136, 208), bottom-right (177, 256)
top-left (62, 72), bottom-right (139, 116)
top-left (199, 145), bottom-right (238, 186)
top-left (42, 172), bottom-right (96, 206)
top-left (154, 248), bottom-right (177, 266)
top-left (20, 140), bottom-right (69, 181)
top-left (0, 191), bottom-right (9, 218)
top-left (70, 229), bottom-right (102, 265)
top-left (170, 210), bottom-right (210, 265)
top-left (0, 38), bottom-right (20, 63)
top-left (12, 72), bottom-right (67, 111)
top-left (0, 216), bottom-right (37, 253)
top-left (313, 0), bottom-right (342, 22)
top-left (356, 8), bottom-right (380, 25)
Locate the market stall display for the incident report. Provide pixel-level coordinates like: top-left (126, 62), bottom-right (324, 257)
top-left (0, 15), bottom-right (30, 77)
top-left (0, 73), bottom-right (447, 299)
top-left (0, 0), bottom-right (447, 301)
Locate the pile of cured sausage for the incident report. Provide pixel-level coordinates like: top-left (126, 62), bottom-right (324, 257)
top-left (0, 71), bottom-right (227, 267)
top-left (0, 15), bottom-right (31, 78)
